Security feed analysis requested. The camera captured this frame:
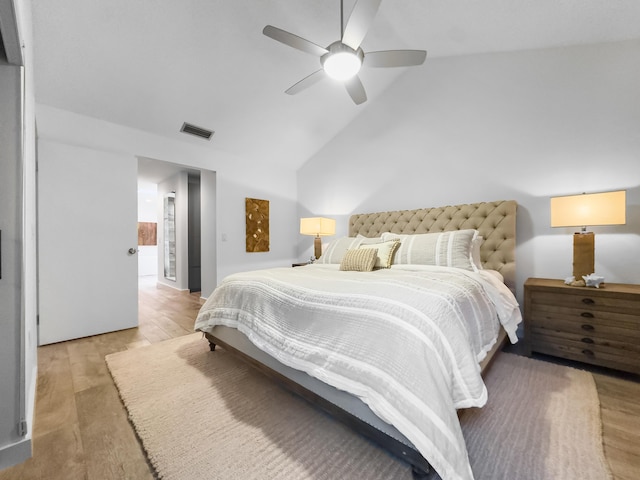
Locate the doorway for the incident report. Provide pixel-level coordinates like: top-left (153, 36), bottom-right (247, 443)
top-left (137, 157), bottom-right (214, 295)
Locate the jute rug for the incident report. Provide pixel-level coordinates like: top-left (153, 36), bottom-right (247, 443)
top-left (106, 334), bottom-right (612, 480)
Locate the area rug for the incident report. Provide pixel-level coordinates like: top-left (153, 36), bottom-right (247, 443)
top-left (106, 334), bottom-right (612, 480)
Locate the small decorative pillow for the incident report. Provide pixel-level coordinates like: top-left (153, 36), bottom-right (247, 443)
top-left (380, 229), bottom-right (479, 271)
top-left (358, 240), bottom-right (400, 269)
top-left (340, 248), bottom-right (378, 272)
top-left (317, 237), bottom-right (364, 264)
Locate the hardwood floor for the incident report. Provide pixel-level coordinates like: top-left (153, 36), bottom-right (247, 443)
top-left (595, 373), bottom-right (640, 480)
top-left (0, 276), bottom-right (203, 480)
top-left (502, 347), bottom-right (640, 480)
top-left (1, 277), bottom-right (638, 479)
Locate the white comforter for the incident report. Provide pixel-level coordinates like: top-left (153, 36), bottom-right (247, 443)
top-left (195, 264), bottom-right (521, 480)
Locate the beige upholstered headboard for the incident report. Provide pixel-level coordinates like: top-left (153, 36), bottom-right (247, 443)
top-left (349, 200), bottom-right (517, 292)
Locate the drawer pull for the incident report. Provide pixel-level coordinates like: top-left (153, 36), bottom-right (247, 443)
top-left (582, 298), bottom-right (595, 305)
top-left (580, 312), bottom-right (594, 318)
top-left (581, 324), bottom-right (595, 331)
top-left (581, 338), bottom-right (594, 344)
top-left (582, 349), bottom-right (595, 357)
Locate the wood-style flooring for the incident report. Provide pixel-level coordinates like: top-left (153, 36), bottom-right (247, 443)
top-left (1, 276), bottom-right (638, 480)
top-left (0, 276), bottom-right (203, 480)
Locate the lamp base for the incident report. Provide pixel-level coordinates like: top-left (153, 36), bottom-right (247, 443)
top-left (314, 236), bottom-right (322, 260)
top-left (573, 232), bottom-right (594, 281)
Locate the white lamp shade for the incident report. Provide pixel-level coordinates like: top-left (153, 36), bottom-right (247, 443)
top-left (323, 52), bottom-right (362, 81)
top-left (550, 190), bottom-right (626, 228)
top-left (300, 217), bottom-right (336, 237)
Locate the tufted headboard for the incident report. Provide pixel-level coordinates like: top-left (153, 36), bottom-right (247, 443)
top-left (349, 200), bottom-right (517, 292)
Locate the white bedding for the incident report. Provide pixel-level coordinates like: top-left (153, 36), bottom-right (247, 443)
top-left (195, 263), bottom-right (522, 480)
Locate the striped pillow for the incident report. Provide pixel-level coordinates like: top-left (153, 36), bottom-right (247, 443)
top-left (380, 229), bottom-right (479, 271)
top-left (317, 237), bottom-right (364, 264)
top-left (339, 248), bottom-right (378, 272)
top-left (358, 240), bottom-right (400, 269)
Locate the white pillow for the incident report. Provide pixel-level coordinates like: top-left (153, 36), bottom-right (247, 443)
top-left (316, 237), bottom-right (363, 264)
top-left (471, 235), bottom-right (484, 271)
top-left (380, 230), bottom-right (479, 271)
top-left (356, 234), bottom-right (385, 246)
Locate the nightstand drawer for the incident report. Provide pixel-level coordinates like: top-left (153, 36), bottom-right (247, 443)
top-left (530, 326), bottom-right (640, 355)
top-left (530, 290), bottom-right (640, 315)
top-left (531, 335), bottom-right (640, 374)
top-left (528, 304), bottom-right (640, 341)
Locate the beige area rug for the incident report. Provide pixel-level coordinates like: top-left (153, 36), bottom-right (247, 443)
top-left (106, 334), bottom-right (612, 480)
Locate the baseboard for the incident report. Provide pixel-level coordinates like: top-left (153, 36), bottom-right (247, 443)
top-left (0, 437), bottom-right (32, 471)
top-left (0, 348), bottom-right (38, 471)
top-left (156, 281), bottom-right (189, 292)
top-left (0, 366), bottom-right (37, 471)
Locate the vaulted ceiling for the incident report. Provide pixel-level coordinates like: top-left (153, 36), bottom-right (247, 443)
top-left (30, 0), bottom-right (640, 170)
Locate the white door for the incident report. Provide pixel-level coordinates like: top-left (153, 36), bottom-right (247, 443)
top-left (38, 140), bottom-right (138, 345)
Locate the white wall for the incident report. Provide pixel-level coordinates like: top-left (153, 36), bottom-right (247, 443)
top-left (137, 246), bottom-right (158, 276)
top-left (35, 104), bottom-right (299, 298)
top-left (137, 187), bottom-right (158, 222)
top-left (297, 40), bottom-right (640, 305)
top-left (200, 169), bottom-right (217, 297)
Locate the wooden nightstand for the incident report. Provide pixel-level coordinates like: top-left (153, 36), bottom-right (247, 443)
top-left (292, 263), bottom-right (308, 267)
top-left (524, 278), bottom-right (640, 374)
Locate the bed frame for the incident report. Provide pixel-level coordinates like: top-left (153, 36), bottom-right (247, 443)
top-left (205, 200), bottom-right (517, 479)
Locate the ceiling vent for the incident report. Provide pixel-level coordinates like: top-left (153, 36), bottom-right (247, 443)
top-left (180, 122), bottom-right (214, 141)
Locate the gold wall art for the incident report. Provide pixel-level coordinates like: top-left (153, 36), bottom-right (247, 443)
top-left (245, 197), bottom-right (270, 252)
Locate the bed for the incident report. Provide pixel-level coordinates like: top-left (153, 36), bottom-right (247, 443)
top-left (195, 200), bottom-right (520, 480)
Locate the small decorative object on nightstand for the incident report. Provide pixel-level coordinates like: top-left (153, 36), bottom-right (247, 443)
top-left (524, 277), bottom-right (640, 374)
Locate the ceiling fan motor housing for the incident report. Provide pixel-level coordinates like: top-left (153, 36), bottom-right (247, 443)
top-left (321, 41), bottom-right (365, 80)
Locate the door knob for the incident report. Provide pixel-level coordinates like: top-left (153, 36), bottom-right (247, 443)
top-left (128, 248), bottom-right (137, 255)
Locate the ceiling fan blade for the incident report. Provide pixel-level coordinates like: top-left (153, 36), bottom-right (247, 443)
top-left (285, 69), bottom-right (325, 95)
top-left (344, 75), bottom-right (367, 105)
top-left (342, 0), bottom-right (382, 50)
top-left (263, 25), bottom-right (328, 57)
top-left (364, 50), bottom-right (427, 68)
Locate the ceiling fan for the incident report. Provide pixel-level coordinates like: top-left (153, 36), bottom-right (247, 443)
top-left (263, 0), bottom-right (427, 105)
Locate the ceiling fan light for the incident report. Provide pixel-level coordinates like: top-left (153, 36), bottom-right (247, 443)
top-left (323, 52), bottom-right (362, 81)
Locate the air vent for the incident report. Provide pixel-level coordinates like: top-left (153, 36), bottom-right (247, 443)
top-left (180, 122), bottom-right (214, 141)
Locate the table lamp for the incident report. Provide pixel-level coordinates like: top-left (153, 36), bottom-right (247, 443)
top-left (300, 217), bottom-right (336, 260)
top-left (550, 190), bottom-right (626, 280)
